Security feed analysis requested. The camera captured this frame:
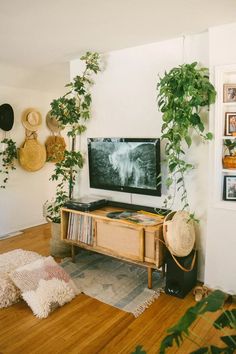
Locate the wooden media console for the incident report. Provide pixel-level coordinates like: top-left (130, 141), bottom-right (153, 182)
top-left (61, 205), bottom-right (165, 289)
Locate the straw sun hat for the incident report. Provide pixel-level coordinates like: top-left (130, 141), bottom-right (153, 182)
top-left (21, 108), bottom-right (42, 131)
top-left (46, 111), bottom-right (64, 133)
top-left (163, 210), bottom-right (195, 257)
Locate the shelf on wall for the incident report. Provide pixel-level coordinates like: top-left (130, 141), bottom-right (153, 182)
top-left (213, 64), bottom-right (236, 210)
top-left (222, 102), bottom-right (236, 106)
top-left (222, 169), bottom-right (236, 173)
top-left (222, 136), bottom-right (236, 139)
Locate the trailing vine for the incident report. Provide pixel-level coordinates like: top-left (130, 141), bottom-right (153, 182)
top-left (157, 62), bottom-right (216, 218)
top-left (45, 52), bottom-right (101, 223)
top-left (0, 138), bottom-right (17, 188)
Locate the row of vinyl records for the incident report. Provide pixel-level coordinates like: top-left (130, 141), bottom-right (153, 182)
top-left (67, 213), bottom-right (94, 245)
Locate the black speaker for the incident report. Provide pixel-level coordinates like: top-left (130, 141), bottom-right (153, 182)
top-left (165, 250), bottom-right (198, 298)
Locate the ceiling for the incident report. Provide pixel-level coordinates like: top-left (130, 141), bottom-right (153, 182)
top-left (0, 0), bottom-right (236, 69)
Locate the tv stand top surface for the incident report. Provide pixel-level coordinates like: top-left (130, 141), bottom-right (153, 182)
top-left (64, 198), bottom-right (168, 218)
top-left (107, 200), bottom-right (168, 215)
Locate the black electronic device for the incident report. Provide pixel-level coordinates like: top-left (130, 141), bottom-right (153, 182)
top-left (165, 250), bottom-right (198, 298)
top-left (87, 137), bottom-right (161, 196)
top-left (64, 196), bottom-right (108, 212)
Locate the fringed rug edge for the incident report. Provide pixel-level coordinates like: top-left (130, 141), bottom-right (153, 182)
top-left (132, 288), bottom-right (164, 318)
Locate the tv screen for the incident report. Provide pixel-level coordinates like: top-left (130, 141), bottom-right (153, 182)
top-left (87, 138), bottom-right (161, 196)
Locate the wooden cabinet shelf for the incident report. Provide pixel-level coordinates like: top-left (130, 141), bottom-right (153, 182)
top-left (61, 205), bottom-right (165, 288)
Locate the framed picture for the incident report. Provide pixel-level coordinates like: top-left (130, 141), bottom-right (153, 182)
top-left (225, 112), bottom-right (236, 136)
top-left (223, 176), bottom-right (236, 201)
top-left (223, 84), bottom-right (236, 102)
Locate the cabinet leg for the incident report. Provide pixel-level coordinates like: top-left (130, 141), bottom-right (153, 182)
top-left (148, 267), bottom-right (153, 289)
top-left (71, 245), bottom-right (75, 263)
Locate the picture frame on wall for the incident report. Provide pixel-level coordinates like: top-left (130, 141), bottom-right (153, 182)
top-left (225, 112), bottom-right (236, 136)
top-left (223, 175), bottom-right (236, 201)
top-left (223, 84), bottom-right (236, 102)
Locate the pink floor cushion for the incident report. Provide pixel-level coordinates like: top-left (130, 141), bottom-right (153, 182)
top-left (10, 256), bottom-right (78, 318)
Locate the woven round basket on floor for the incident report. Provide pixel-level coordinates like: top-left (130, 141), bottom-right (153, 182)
top-left (163, 210), bottom-right (195, 257)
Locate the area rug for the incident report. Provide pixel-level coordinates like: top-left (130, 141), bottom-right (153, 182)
top-left (60, 250), bottom-right (165, 317)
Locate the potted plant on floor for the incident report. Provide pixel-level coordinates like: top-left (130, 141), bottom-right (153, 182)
top-left (45, 52), bottom-right (102, 257)
top-left (156, 62), bottom-right (216, 220)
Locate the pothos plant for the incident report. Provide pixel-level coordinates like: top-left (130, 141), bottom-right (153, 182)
top-left (45, 52), bottom-right (101, 223)
top-left (0, 138), bottom-right (17, 188)
top-left (157, 62), bottom-right (216, 220)
top-left (133, 290), bottom-right (236, 354)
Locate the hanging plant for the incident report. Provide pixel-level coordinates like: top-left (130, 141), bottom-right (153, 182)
top-left (157, 62), bottom-right (216, 219)
top-left (0, 138), bottom-right (17, 188)
top-left (45, 52), bottom-right (102, 223)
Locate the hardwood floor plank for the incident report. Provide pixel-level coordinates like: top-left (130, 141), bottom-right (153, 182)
top-left (0, 223), bottom-right (234, 354)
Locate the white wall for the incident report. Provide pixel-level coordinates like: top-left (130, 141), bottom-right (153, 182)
top-left (0, 63), bottom-right (69, 237)
top-left (70, 33), bottom-right (210, 280)
top-left (204, 23), bottom-right (236, 293)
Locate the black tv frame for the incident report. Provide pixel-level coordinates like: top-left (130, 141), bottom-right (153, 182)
top-left (87, 137), bottom-right (161, 197)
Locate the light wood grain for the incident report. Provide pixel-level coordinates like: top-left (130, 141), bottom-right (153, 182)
top-left (61, 206), bottom-right (164, 288)
top-left (0, 223), bottom-right (234, 354)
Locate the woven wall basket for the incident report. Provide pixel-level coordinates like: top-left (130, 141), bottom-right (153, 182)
top-left (18, 139), bottom-right (46, 172)
top-left (45, 136), bottom-right (66, 163)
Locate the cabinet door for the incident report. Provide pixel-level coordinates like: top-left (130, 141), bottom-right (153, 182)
top-left (94, 220), bottom-right (144, 261)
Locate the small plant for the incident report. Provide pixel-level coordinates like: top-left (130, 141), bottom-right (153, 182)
top-left (45, 52), bottom-right (101, 223)
top-left (159, 290), bottom-right (236, 354)
top-left (0, 138), bottom-right (17, 188)
top-left (157, 62), bottom-right (216, 217)
top-left (132, 290), bottom-right (236, 354)
top-left (224, 139), bottom-right (236, 156)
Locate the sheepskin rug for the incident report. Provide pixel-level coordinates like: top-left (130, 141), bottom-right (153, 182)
top-left (0, 249), bottom-right (42, 308)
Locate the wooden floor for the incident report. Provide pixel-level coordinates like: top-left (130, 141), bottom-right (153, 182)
top-left (0, 224), bottom-right (234, 354)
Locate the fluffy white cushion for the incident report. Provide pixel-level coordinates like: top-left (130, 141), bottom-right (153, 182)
top-left (0, 272), bottom-right (21, 308)
top-left (10, 256), bottom-right (77, 318)
top-left (0, 249), bottom-right (43, 273)
top-left (0, 249), bottom-right (42, 308)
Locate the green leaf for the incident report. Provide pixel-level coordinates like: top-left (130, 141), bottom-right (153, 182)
top-left (210, 345), bottom-right (234, 353)
top-left (131, 345), bottom-right (146, 354)
top-left (220, 335), bottom-right (236, 349)
top-left (160, 333), bottom-right (183, 354)
top-left (198, 121), bottom-right (205, 132)
top-left (185, 135), bottom-right (192, 147)
top-left (214, 309), bottom-right (236, 329)
top-left (190, 348), bottom-right (209, 354)
top-left (165, 177), bottom-right (173, 188)
top-left (198, 290), bottom-right (226, 314)
top-left (206, 132), bottom-right (213, 140)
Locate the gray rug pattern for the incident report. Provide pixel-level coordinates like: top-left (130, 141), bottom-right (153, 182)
top-left (61, 250), bottom-right (164, 317)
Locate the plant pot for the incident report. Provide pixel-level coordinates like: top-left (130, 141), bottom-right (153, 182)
top-left (222, 155), bottom-right (236, 169)
top-left (50, 222), bottom-right (71, 258)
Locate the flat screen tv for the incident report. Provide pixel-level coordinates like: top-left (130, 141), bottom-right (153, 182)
top-left (87, 138), bottom-right (161, 196)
